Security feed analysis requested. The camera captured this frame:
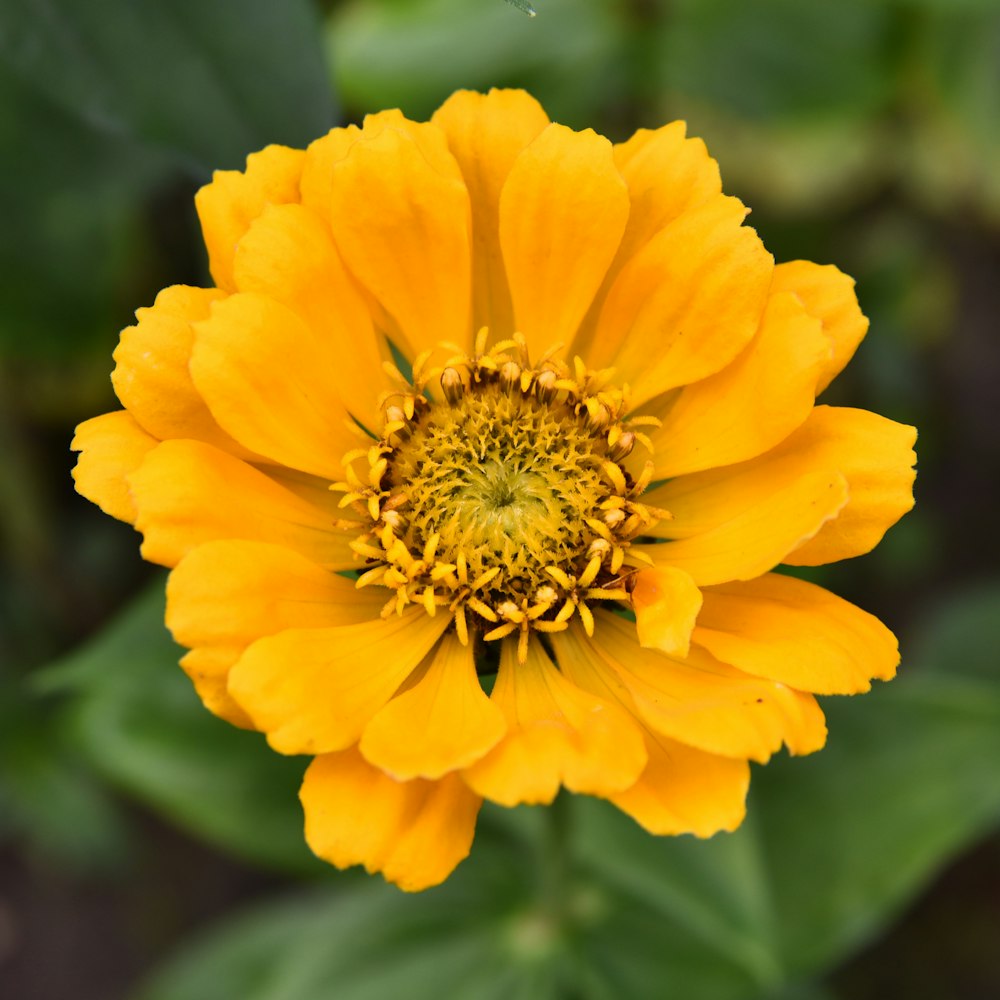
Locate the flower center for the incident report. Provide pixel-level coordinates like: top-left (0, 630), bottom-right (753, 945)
top-left (333, 333), bottom-right (666, 662)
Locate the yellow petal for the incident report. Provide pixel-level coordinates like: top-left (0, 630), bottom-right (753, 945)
top-left (300, 124), bottom-right (362, 221)
top-left (360, 634), bottom-right (506, 780)
top-left (550, 626), bottom-right (749, 835)
top-left (328, 125), bottom-right (472, 359)
top-left (772, 260), bottom-right (868, 395)
top-left (783, 407), bottom-right (917, 565)
top-left (587, 196), bottom-right (771, 401)
top-left (631, 566), bottom-right (703, 658)
top-left (195, 145), bottom-right (305, 291)
top-left (228, 608), bottom-right (449, 755)
top-left (431, 88), bottom-right (550, 337)
top-left (645, 289), bottom-right (829, 478)
top-left (500, 123), bottom-right (629, 359)
top-left (302, 747), bottom-right (481, 892)
top-left (636, 471), bottom-right (849, 586)
top-left (179, 647), bottom-right (254, 729)
top-left (111, 285), bottom-right (246, 451)
top-left (71, 411), bottom-right (158, 523)
top-left (232, 203), bottom-right (386, 426)
top-left (189, 293), bottom-right (355, 478)
top-left (128, 439), bottom-right (356, 569)
top-left (463, 638), bottom-right (647, 805)
top-left (695, 573), bottom-right (899, 694)
top-left (588, 612), bottom-right (827, 761)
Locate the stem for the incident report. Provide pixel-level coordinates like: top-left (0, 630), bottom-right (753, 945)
top-left (539, 790), bottom-right (572, 926)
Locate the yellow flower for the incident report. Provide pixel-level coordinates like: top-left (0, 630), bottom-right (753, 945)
top-left (72, 89), bottom-right (916, 891)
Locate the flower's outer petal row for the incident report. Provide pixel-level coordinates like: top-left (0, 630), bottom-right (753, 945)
top-left (695, 573), bottom-right (899, 695)
top-left (500, 123), bottom-right (630, 362)
top-left (71, 411), bottom-right (158, 523)
top-left (646, 405), bottom-right (917, 566)
top-left (328, 124), bottom-right (472, 360)
top-left (190, 293), bottom-right (356, 479)
top-left (631, 566), bottom-right (703, 658)
top-left (232, 203), bottom-right (387, 426)
top-left (587, 196), bottom-right (772, 403)
top-left (773, 260), bottom-right (868, 395)
top-left (165, 540), bottom-right (387, 725)
top-left (111, 286), bottom-right (249, 453)
top-left (195, 145), bottom-right (305, 292)
top-left (360, 635), bottom-right (506, 781)
top-left (645, 289), bottom-right (829, 478)
top-left (228, 608), bottom-right (450, 756)
top-left (550, 628), bottom-right (749, 835)
top-left (636, 472), bottom-right (849, 586)
top-left (582, 615), bottom-right (826, 761)
top-left (783, 407), bottom-right (917, 565)
top-left (127, 440), bottom-right (357, 569)
top-left (301, 747), bottom-right (481, 892)
top-left (432, 89), bottom-right (551, 339)
top-left (463, 638), bottom-right (647, 805)
top-left (300, 124), bottom-right (362, 221)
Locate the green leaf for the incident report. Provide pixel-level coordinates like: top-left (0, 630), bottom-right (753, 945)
top-left (45, 582), bottom-right (322, 874)
top-left (0, 0), bottom-right (336, 170)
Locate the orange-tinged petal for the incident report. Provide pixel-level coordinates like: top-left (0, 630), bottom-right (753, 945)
top-left (300, 124), bottom-right (362, 221)
top-left (645, 290), bottom-right (829, 478)
top-left (228, 608), bottom-right (449, 755)
top-left (586, 196), bottom-right (771, 401)
top-left (328, 126), bottom-right (472, 359)
top-left (463, 639), bottom-right (647, 805)
top-left (195, 145), bottom-right (305, 291)
top-left (772, 260), bottom-right (868, 395)
top-left (588, 613), bottom-right (827, 761)
top-left (232, 203), bottom-right (386, 425)
top-left (637, 471), bottom-right (849, 586)
top-left (189, 293), bottom-right (355, 478)
top-left (127, 440), bottom-right (355, 569)
top-left (360, 634), bottom-right (506, 780)
top-left (111, 285), bottom-right (247, 451)
top-left (71, 411), bottom-right (158, 523)
top-left (500, 123), bottom-right (629, 359)
top-left (632, 566), bottom-right (703, 658)
top-left (179, 647), bottom-right (254, 729)
top-left (695, 573), bottom-right (899, 695)
top-left (166, 539), bottom-right (384, 651)
top-left (302, 747), bottom-right (481, 892)
top-left (783, 407), bottom-right (917, 565)
top-left (432, 88), bottom-right (550, 337)
top-left (550, 627), bottom-right (749, 835)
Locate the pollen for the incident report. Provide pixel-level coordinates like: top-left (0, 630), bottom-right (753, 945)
top-left (333, 332), bottom-right (667, 661)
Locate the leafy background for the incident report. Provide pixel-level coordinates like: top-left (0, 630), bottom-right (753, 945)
top-left (2, 0), bottom-right (999, 997)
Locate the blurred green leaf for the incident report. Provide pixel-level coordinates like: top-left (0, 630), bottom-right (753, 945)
top-left (0, 0), bottom-right (336, 171)
top-left (44, 582), bottom-right (322, 874)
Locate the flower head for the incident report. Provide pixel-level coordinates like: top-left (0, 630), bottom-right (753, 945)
top-left (72, 89), bottom-right (916, 891)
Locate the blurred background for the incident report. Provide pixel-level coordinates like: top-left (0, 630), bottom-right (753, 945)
top-left (1, 1), bottom-right (999, 997)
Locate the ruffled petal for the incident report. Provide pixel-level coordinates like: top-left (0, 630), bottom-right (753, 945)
top-left (111, 285), bottom-right (245, 451)
top-left (127, 440), bottom-right (356, 569)
top-left (178, 647), bottom-right (254, 729)
top-left (328, 124), bottom-right (472, 359)
top-left (500, 123), bottom-right (629, 360)
top-left (463, 638), bottom-right (647, 805)
top-left (71, 411), bottom-right (157, 524)
top-left (631, 566), bottom-right (703, 658)
top-left (232, 203), bottom-right (386, 425)
top-left (195, 145), bottom-right (305, 291)
top-left (772, 260), bottom-right (868, 395)
top-left (300, 124), bottom-right (362, 221)
top-left (228, 608), bottom-right (449, 755)
top-left (637, 471), bottom-right (848, 586)
top-left (432, 88), bottom-right (550, 338)
top-left (645, 289), bottom-right (829, 478)
top-left (586, 195), bottom-right (771, 402)
top-left (360, 634), bottom-right (506, 780)
top-left (189, 293), bottom-right (355, 478)
top-left (302, 747), bottom-right (481, 892)
top-left (695, 573), bottom-right (899, 695)
top-left (550, 626), bottom-right (749, 835)
top-left (783, 407), bottom-right (917, 565)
